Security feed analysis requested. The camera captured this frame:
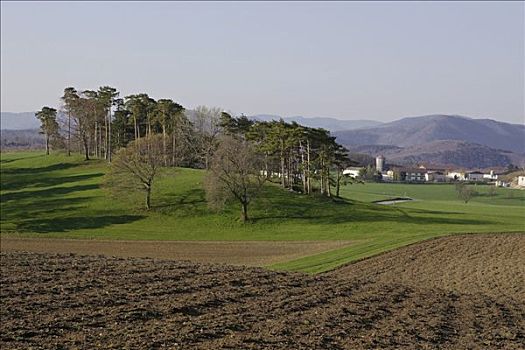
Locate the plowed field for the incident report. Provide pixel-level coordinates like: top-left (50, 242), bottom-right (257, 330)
top-left (1, 234), bottom-right (524, 349)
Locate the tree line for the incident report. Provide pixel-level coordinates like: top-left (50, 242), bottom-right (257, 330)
top-left (37, 86), bottom-right (354, 221)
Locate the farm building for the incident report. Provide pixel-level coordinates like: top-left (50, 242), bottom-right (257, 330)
top-left (425, 171), bottom-right (446, 182)
top-left (343, 167), bottom-right (364, 178)
top-left (447, 171), bottom-right (467, 181)
top-left (517, 176), bottom-right (525, 187)
top-left (496, 180), bottom-right (510, 187)
top-left (483, 170), bottom-right (499, 181)
top-left (389, 168), bottom-right (426, 182)
top-left (375, 155), bottom-right (385, 172)
top-left (467, 171), bottom-right (485, 182)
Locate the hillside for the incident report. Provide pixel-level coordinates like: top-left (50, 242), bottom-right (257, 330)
top-left (251, 115), bottom-right (382, 131)
top-left (2, 152), bottom-right (524, 273)
top-left (334, 115), bottom-right (525, 154)
top-left (350, 140), bottom-right (525, 168)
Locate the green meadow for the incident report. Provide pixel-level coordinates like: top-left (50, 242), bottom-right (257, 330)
top-left (1, 151), bottom-right (524, 272)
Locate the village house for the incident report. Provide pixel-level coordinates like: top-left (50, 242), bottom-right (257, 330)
top-left (496, 180), bottom-right (510, 187)
top-left (517, 176), bottom-right (525, 187)
top-left (425, 171), bottom-right (446, 182)
top-left (388, 168), bottom-right (426, 182)
top-left (467, 171), bottom-right (485, 182)
top-left (343, 167), bottom-right (364, 178)
top-left (447, 171), bottom-right (467, 181)
top-left (483, 170), bottom-right (499, 181)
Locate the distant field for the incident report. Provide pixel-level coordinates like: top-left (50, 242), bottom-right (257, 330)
top-left (1, 151), bottom-right (524, 272)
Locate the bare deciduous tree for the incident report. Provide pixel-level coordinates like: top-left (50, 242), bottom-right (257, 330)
top-left (204, 136), bottom-right (266, 222)
top-left (105, 134), bottom-right (165, 210)
top-left (455, 182), bottom-right (476, 203)
top-left (193, 106), bottom-right (222, 169)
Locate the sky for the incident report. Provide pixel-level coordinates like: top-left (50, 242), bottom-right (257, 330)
top-left (1, 1), bottom-right (524, 124)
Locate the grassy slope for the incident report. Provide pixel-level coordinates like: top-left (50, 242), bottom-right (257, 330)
top-left (1, 151), bottom-right (524, 273)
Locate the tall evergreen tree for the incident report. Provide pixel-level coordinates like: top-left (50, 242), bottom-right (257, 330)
top-left (61, 87), bottom-right (78, 156)
top-left (35, 106), bottom-right (59, 155)
top-left (97, 86), bottom-right (119, 162)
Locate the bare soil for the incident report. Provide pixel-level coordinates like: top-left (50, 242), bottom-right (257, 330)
top-left (1, 234), bottom-right (524, 349)
top-left (0, 238), bottom-right (352, 266)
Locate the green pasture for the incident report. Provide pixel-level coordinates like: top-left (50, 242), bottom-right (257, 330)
top-left (1, 151), bottom-right (524, 273)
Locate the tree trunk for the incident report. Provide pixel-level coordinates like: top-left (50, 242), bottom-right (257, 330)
top-left (134, 115), bottom-right (138, 140)
top-left (145, 186), bottom-right (151, 210)
top-left (104, 110), bottom-right (108, 160)
top-left (162, 124), bottom-right (167, 166)
top-left (45, 133), bottom-right (50, 155)
top-left (300, 141), bottom-right (306, 193)
top-left (265, 152), bottom-right (270, 180)
top-left (336, 170), bottom-right (341, 197)
top-left (306, 140), bottom-right (311, 194)
top-left (108, 110), bottom-right (112, 162)
top-left (172, 132), bottom-right (176, 166)
top-left (67, 112), bottom-right (71, 156)
top-left (327, 168), bottom-right (332, 197)
top-left (288, 155), bottom-right (293, 190)
top-left (94, 121), bottom-right (98, 157)
top-left (83, 136), bottom-right (90, 161)
top-left (99, 123), bottom-right (103, 158)
top-left (241, 201), bottom-right (248, 222)
top-left (280, 140), bottom-right (285, 188)
top-left (320, 171), bottom-right (324, 195)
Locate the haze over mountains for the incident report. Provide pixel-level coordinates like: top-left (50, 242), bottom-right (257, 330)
top-left (2, 112), bottom-right (524, 167)
top-left (333, 115), bottom-right (525, 154)
top-left (333, 115), bottom-right (525, 168)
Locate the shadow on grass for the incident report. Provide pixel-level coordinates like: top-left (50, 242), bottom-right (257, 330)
top-left (1, 183), bottom-right (100, 202)
top-left (2, 173), bottom-right (104, 191)
top-left (1, 162), bottom-right (78, 175)
top-left (250, 184), bottom-right (493, 227)
top-left (2, 172), bottom-right (103, 192)
top-left (0, 154), bottom-right (44, 164)
top-left (154, 188), bottom-right (208, 216)
top-left (15, 214), bottom-right (145, 233)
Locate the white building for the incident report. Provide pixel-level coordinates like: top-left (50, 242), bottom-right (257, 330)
top-left (483, 170), bottom-right (498, 181)
top-left (404, 168), bottom-right (426, 182)
top-left (447, 171), bottom-right (466, 181)
top-left (467, 171), bottom-right (485, 182)
top-left (343, 167), bottom-right (364, 178)
top-left (496, 180), bottom-right (510, 187)
top-left (382, 173), bottom-right (393, 182)
top-left (425, 171), bottom-right (446, 182)
top-left (375, 155), bottom-right (385, 173)
top-left (518, 176), bottom-right (525, 187)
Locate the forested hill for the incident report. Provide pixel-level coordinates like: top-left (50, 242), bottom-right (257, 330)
top-left (349, 141), bottom-right (525, 169)
top-left (333, 115), bottom-right (525, 154)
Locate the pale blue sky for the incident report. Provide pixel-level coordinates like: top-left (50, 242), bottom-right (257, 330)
top-left (1, 1), bottom-right (524, 123)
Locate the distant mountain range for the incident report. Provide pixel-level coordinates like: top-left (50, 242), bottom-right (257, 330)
top-left (250, 115), bottom-right (382, 131)
top-left (333, 114), bottom-right (525, 154)
top-left (349, 141), bottom-right (525, 169)
top-left (2, 111), bottom-right (524, 168)
top-left (336, 115), bottom-right (525, 168)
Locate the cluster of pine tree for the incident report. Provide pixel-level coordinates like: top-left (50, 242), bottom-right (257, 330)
top-left (219, 114), bottom-right (355, 197)
top-left (37, 85), bottom-right (354, 204)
